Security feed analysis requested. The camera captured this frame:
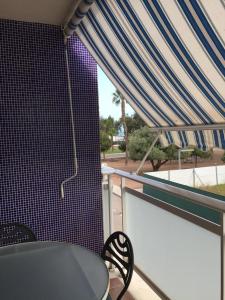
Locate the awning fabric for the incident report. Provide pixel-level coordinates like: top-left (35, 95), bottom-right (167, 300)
top-left (65, 0), bottom-right (225, 149)
top-left (64, 0), bottom-right (95, 37)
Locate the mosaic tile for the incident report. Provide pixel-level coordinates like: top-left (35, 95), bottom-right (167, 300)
top-left (0, 19), bottom-right (103, 254)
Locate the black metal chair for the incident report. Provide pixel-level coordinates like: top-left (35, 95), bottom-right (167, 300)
top-left (101, 231), bottom-right (134, 300)
top-left (0, 223), bottom-right (36, 247)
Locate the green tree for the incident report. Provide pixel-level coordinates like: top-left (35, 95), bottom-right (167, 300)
top-left (125, 113), bottom-right (146, 134)
top-left (100, 131), bottom-right (111, 160)
top-left (112, 89), bottom-right (128, 164)
top-left (118, 141), bottom-right (126, 152)
top-left (192, 147), bottom-right (212, 167)
top-left (128, 126), bottom-right (178, 171)
top-left (100, 116), bottom-right (117, 149)
top-left (222, 151), bottom-right (225, 163)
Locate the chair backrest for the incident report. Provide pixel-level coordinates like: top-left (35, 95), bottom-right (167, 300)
top-left (0, 223), bottom-right (36, 247)
top-left (101, 231), bottom-right (134, 300)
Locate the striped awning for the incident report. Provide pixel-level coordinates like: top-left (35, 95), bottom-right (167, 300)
top-left (64, 0), bottom-right (225, 149)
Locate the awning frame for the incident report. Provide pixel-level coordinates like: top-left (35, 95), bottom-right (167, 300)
top-left (147, 123), bottom-right (225, 132)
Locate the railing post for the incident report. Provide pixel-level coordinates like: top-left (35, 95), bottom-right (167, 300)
top-left (193, 168), bottom-right (196, 187)
top-left (222, 213), bottom-right (225, 300)
top-left (105, 174), bottom-right (115, 271)
top-left (108, 174), bottom-right (114, 235)
top-left (216, 166), bottom-right (219, 185)
top-left (121, 177), bottom-right (127, 233)
top-left (178, 149), bottom-right (181, 169)
top-left (102, 174), bottom-right (112, 241)
top-left (101, 172), bottom-right (114, 240)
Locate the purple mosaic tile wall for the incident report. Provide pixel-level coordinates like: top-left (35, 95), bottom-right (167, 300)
top-left (0, 19), bottom-right (103, 253)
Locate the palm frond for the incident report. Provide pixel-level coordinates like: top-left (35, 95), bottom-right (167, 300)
top-left (112, 89), bottom-right (124, 105)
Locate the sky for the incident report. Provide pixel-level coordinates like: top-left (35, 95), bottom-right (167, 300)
top-left (97, 66), bottom-right (134, 120)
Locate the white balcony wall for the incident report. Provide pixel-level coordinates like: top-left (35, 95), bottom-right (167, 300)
top-left (218, 166), bottom-right (225, 184)
top-left (170, 169), bottom-right (194, 186)
top-left (146, 165), bottom-right (225, 187)
top-left (125, 190), bottom-right (221, 300)
top-left (194, 166), bottom-right (217, 186)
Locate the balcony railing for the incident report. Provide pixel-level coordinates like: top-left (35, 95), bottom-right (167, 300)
top-left (102, 166), bottom-right (225, 300)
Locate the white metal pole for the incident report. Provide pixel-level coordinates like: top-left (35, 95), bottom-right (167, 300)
top-left (178, 149), bottom-right (181, 169)
top-left (193, 169), bottom-right (196, 187)
top-left (222, 213), bottom-right (225, 300)
top-left (216, 166), bottom-right (219, 185)
top-left (108, 174), bottom-right (114, 235)
top-left (121, 177), bottom-right (127, 233)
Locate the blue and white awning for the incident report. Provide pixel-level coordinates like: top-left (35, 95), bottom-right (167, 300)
top-left (65, 0), bottom-right (225, 149)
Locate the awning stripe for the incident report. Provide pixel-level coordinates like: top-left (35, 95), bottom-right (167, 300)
top-left (161, 0), bottom-right (225, 97)
top-left (183, 131), bottom-right (189, 147)
top-left (178, 0), bottom-right (225, 77)
top-left (165, 132), bottom-right (169, 144)
top-left (115, 0), bottom-right (213, 124)
top-left (79, 23), bottom-right (160, 126)
top-left (213, 130), bottom-right (220, 148)
top-left (194, 131), bottom-right (200, 149)
top-left (87, 11), bottom-right (175, 125)
top-left (169, 132), bottom-right (174, 144)
top-left (95, 2), bottom-right (193, 125)
top-left (220, 129), bottom-right (225, 148)
top-left (178, 131), bottom-right (185, 148)
top-left (143, 0), bottom-right (225, 115)
top-left (161, 130), bottom-right (225, 150)
top-left (188, 0), bottom-right (225, 59)
top-left (200, 130), bottom-right (206, 150)
top-left (181, 131), bottom-right (188, 148)
top-left (64, 0), bottom-right (94, 36)
top-left (70, 0), bottom-right (225, 149)
top-left (200, 0), bottom-right (225, 46)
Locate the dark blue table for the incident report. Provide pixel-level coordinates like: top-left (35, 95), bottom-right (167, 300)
top-left (0, 241), bottom-right (109, 300)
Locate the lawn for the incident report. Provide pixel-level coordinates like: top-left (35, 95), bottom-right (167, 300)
top-left (200, 184), bottom-right (225, 197)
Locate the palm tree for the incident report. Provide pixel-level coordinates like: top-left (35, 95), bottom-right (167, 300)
top-left (112, 89), bottom-right (128, 165)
